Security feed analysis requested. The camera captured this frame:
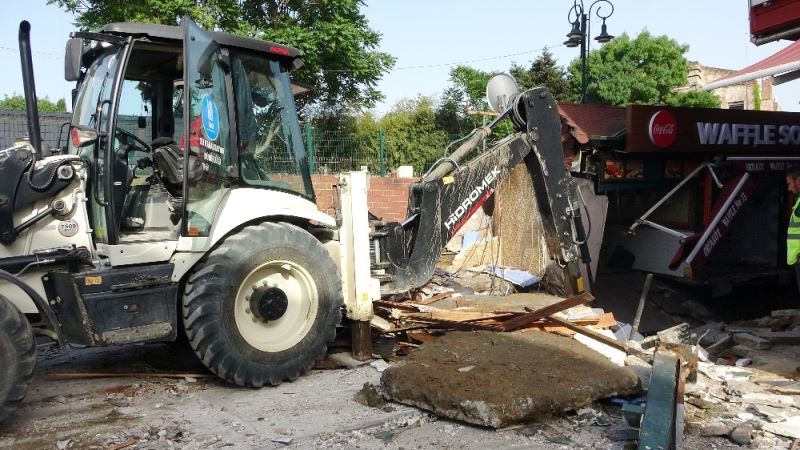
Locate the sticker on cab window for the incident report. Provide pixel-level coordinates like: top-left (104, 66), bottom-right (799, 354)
top-left (201, 94), bottom-right (220, 141)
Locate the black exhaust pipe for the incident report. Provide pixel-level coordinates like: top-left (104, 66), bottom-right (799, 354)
top-left (18, 21), bottom-right (42, 159)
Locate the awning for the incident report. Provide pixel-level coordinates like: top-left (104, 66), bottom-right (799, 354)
top-left (669, 173), bottom-right (755, 271)
top-left (703, 39), bottom-right (800, 91)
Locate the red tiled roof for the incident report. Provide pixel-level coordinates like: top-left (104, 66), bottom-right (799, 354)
top-left (558, 103), bottom-right (627, 139)
top-left (703, 39), bottom-right (800, 90)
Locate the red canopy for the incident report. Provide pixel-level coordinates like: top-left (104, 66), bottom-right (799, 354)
top-left (703, 39), bottom-right (800, 90)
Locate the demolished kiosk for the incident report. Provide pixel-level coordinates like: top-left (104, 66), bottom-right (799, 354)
top-left (562, 104), bottom-right (800, 294)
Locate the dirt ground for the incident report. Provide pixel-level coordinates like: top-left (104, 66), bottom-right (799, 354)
top-left (2, 272), bottom-right (797, 449)
top-left (0, 341), bottom-right (649, 450)
top-left (0, 337), bottom-right (778, 450)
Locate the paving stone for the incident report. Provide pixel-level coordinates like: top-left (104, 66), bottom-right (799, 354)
top-left (732, 333), bottom-right (771, 350)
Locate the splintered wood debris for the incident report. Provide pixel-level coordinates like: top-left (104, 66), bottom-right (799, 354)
top-left (371, 290), bottom-right (623, 350)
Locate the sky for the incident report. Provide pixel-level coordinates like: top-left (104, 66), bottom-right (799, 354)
top-left (1, 0), bottom-right (798, 113)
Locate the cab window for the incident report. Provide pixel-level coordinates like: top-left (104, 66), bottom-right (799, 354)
top-left (231, 52), bottom-right (314, 199)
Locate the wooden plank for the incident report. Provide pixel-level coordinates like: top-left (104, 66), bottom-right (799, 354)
top-left (547, 316), bottom-right (629, 353)
top-left (370, 315), bottom-right (396, 332)
top-left (517, 324), bottom-right (576, 336)
top-left (404, 317), bottom-right (503, 331)
top-left (407, 331), bottom-right (438, 343)
top-left (596, 312), bottom-right (617, 329)
top-left (373, 300), bottom-right (420, 312)
top-left (498, 292), bottom-right (594, 331)
top-left (415, 291), bottom-right (455, 305)
top-left (403, 310), bottom-right (512, 322)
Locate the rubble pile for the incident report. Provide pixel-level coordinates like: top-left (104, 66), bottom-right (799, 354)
top-left (367, 264), bottom-right (800, 447)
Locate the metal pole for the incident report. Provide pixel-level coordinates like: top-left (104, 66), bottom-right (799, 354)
top-left (378, 128), bottom-right (385, 176)
top-left (305, 123), bottom-right (316, 174)
top-left (580, 13), bottom-right (588, 104)
top-left (632, 273), bottom-right (654, 335)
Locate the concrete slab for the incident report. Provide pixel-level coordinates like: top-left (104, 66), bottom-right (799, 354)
top-left (381, 330), bottom-right (640, 428)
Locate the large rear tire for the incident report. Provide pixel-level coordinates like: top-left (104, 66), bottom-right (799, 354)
top-left (182, 222), bottom-right (342, 387)
top-left (0, 295), bottom-right (37, 424)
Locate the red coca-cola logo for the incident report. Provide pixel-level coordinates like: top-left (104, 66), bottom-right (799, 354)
top-left (648, 110), bottom-right (677, 148)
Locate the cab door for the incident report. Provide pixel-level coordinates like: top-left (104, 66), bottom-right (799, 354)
top-left (181, 17), bottom-right (234, 238)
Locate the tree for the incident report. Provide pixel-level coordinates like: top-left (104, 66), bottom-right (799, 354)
top-left (568, 31), bottom-right (692, 106)
top-left (665, 90), bottom-right (721, 108)
top-left (510, 48), bottom-right (572, 102)
top-left (378, 96), bottom-right (449, 173)
top-left (448, 66), bottom-right (492, 112)
top-left (434, 86), bottom-right (472, 137)
top-left (0, 94), bottom-right (67, 112)
top-left (49, 0), bottom-right (396, 114)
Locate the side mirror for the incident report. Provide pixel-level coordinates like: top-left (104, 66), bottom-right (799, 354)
top-left (137, 116), bottom-right (147, 129)
top-left (71, 125), bottom-right (99, 148)
top-left (64, 38), bottom-right (83, 82)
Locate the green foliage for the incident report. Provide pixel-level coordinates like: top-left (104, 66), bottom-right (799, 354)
top-left (0, 94), bottom-right (67, 112)
top-left (448, 66), bottom-right (492, 112)
top-left (754, 82), bottom-right (762, 111)
top-left (568, 31), bottom-right (691, 105)
top-left (378, 96), bottom-right (449, 173)
top-left (49, 0), bottom-right (396, 113)
top-left (434, 86), bottom-right (472, 137)
top-left (665, 91), bottom-right (721, 108)
top-left (510, 48), bottom-right (572, 102)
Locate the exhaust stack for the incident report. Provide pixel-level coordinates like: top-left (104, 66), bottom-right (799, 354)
top-left (18, 21), bottom-right (42, 159)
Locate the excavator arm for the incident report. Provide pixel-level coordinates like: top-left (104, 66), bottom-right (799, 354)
top-left (372, 87), bottom-right (589, 295)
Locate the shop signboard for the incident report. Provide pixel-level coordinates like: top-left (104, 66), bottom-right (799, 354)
top-left (626, 105), bottom-right (800, 154)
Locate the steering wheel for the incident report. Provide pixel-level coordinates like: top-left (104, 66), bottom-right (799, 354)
top-left (115, 127), bottom-right (152, 155)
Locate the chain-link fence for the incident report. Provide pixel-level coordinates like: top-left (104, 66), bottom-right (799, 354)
top-left (0, 109), bottom-right (71, 149)
top-left (303, 125), bottom-right (385, 175)
top-left (0, 109), bottom-right (453, 177)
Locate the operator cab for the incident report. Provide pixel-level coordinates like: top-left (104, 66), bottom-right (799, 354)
top-left (66, 21), bottom-right (314, 245)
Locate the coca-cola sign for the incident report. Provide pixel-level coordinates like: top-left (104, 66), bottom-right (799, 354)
top-left (648, 110), bottom-right (677, 148)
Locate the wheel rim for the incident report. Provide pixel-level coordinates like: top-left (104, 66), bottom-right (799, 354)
top-left (234, 260), bottom-right (319, 352)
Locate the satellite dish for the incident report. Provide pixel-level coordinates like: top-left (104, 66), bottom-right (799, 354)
top-left (486, 73), bottom-right (519, 113)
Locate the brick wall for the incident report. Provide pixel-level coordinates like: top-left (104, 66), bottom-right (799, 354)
top-left (312, 175), bottom-right (418, 222)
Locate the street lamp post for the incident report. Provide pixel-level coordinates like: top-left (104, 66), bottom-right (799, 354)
top-left (564, 0), bottom-right (615, 103)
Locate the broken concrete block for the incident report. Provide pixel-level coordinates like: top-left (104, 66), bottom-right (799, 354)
top-left (640, 335), bottom-right (658, 350)
top-left (748, 403), bottom-right (789, 423)
top-left (700, 423), bottom-right (733, 436)
top-left (381, 331), bottom-right (640, 428)
top-left (771, 309), bottom-right (800, 317)
top-left (656, 323), bottom-right (693, 344)
top-left (692, 322), bottom-right (726, 346)
top-left (686, 395), bottom-right (719, 410)
top-left (755, 378), bottom-right (800, 395)
top-left (741, 392), bottom-right (796, 408)
top-left (762, 416), bottom-right (800, 439)
top-left (354, 383), bottom-right (388, 409)
top-left (698, 362), bottom-right (752, 382)
top-left (730, 423), bottom-right (753, 445)
top-left (756, 331), bottom-right (800, 345)
top-left (705, 334), bottom-right (734, 360)
top-left (574, 330), bottom-right (626, 367)
top-left (732, 333), bottom-right (771, 350)
top-left (726, 326), bottom-right (773, 334)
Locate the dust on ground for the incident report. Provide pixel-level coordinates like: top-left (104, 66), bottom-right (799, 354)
top-left (0, 340), bottom-right (642, 450)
